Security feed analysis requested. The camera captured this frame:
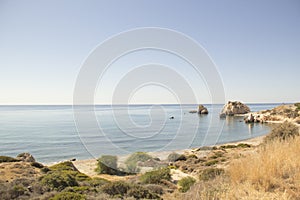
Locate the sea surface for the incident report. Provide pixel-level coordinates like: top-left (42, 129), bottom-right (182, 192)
top-left (0, 104), bottom-right (280, 163)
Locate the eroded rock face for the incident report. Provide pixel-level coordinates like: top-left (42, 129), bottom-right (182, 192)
top-left (220, 101), bottom-right (250, 116)
top-left (198, 105), bottom-right (209, 114)
top-left (16, 153), bottom-right (35, 162)
top-left (244, 113), bottom-right (267, 123)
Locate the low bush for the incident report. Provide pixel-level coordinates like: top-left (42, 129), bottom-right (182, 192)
top-left (295, 103), bottom-right (300, 110)
top-left (0, 156), bottom-right (19, 163)
top-left (209, 151), bottom-right (224, 159)
top-left (187, 154), bottom-right (198, 159)
top-left (199, 168), bottom-right (224, 181)
top-left (264, 121), bottom-right (299, 142)
top-left (125, 152), bottom-right (153, 173)
top-left (49, 161), bottom-right (78, 171)
top-left (50, 191), bottom-right (86, 200)
top-left (178, 176), bottom-right (196, 192)
top-left (96, 155), bottom-right (118, 175)
top-left (140, 167), bottom-right (171, 184)
top-left (204, 159), bottom-right (218, 166)
top-left (101, 181), bottom-right (130, 197)
top-left (40, 171), bottom-right (78, 191)
top-left (127, 185), bottom-right (161, 199)
top-left (31, 162), bottom-right (44, 168)
top-left (40, 161), bottom-right (90, 191)
top-left (86, 177), bottom-right (110, 187)
top-left (144, 184), bottom-right (164, 195)
top-left (220, 144), bottom-right (237, 149)
top-left (237, 143), bottom-right (251, 148)
top-left (167, 152), bottom-right (186, 162)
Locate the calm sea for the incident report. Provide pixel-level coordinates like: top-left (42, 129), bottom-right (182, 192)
top-left (0, 104), bottom-right (280, 163)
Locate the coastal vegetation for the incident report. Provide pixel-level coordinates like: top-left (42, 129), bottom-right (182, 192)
top-left (125, 152), bottom-right (153, 173)
top-left (0, 113), bottom-right (299, 199)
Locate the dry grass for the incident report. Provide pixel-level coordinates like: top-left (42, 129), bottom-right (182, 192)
top-left (182, 136), bottom-right (300, 200)
top-left (228, 136), bottom-right (300, 199)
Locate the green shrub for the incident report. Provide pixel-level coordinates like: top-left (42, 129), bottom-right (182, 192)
top-left (87, 177), bottom-right (110, 187)
top-left (96, 155), bottom-right (118, 175)
top-left (101, 181), bottom-right (130, 197)
top-left (167, 152), bottom-right (186, 162)
top-left (145, 184), bottom-right (164, 195)
top-left (51, 162), bottom-right (90, 182)
top-left (0, 156), bottom-right (19, 163)
top-left (12, 185), bottom-right (26, 198)
top-left (127, 185), bottom-right (160, 199)
top-left (40, 161), bottom-right (90, 191)
top-left (40, 171), bottom-right (78, 191)
top-left (209, 151), bottom-right (224, 159)
top-left (41, 167), bottom-right (51, 173)
top-left (140, 168), bottom-right (171, 184)
top-left (295, 103), bottom-right (300, 110)
top-left (31, 162), bottom-right (44, 168)
top-left (125, 152), bottom-right (153, 173)
top-left (199, 168), bottom-right (224, 181)
top-left (63, 186), bottom-right (95, 194)
top-left (49, 161), bottom-right (78, 171)
top-left (264, 121), bottom-right (299, 142)
top-left (187, 154), bottom-right (198, 159)
top-left (220, 144), bottom-right (237, 149)
top-left (178, 176), bottom-right (196, 192)
top-left (50, 191), bottom-right (86, 200)
top-left (237, 143), bottom-right (251, 148)
top-left (204, 159), bottom-right (219, 166)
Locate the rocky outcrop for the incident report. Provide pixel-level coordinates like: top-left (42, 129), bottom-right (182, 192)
top-left (16, 153), bottom-right (35, 162)
top-left (244, 103), bottom-right (300, 124)
top-left (198, 105), bottom-right (208, 114)
top-left (244, 113), bottom-right (267, 123)
top-left (220, 101), bottom-right (250, 117)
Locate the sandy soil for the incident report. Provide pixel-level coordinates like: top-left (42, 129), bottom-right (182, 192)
top-left (70, 135), bottom-right (265, 179)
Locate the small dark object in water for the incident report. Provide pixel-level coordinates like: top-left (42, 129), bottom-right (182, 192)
top-left (169, 116), bottom-right (174, 119)
top-left (70, 158), bottom-right (76, 161)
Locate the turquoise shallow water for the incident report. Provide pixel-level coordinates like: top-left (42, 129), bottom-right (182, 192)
top-left (0, 104), bottom-right (279, 163)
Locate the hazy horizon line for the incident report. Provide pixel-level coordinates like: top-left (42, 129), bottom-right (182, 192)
top-left (0, 102), bottom-right (292, 106)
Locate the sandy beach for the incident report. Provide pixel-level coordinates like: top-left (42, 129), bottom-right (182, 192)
top-left (70, 134), bottom-right (265, 180)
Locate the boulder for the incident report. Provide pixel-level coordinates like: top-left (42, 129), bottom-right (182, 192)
top-left (198, 105), bottom-right (209, 114)
top-left (244, 113), bottom-right (255, 123)
top-left (16, 153), bottom-right (35, 162)
top-left (189, 110), bottom-right (197, 114)
top-left (220, 101), bottom-right (250, 117)
top-left (245, 113), bottom-right (267, 123)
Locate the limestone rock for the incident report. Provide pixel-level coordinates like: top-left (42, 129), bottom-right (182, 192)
top-left (220, 101), bottom-right (250, 117)
top-left (16, 153), bottom-right (35, 162)
top-left (244, 113), bottom-right (267, 123)
top-left (198, 105), bottom-right (209, 114)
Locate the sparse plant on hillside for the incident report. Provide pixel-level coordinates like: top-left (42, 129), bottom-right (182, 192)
top-left (167, 152), bottom-right (187, 162)
top-left (125, 152), bottom-right (153, 173)
top-left (264, 121), bottom-right (299, 142)
top-left (96, 155), bottom-right (118, 175)
top-left (295, 103), bottom-right (300, 110)
top-left (199, 168), bottom-right (224, 181)
top-left (178, 176), bottom-right (196, 192)
top-left (0, 156), bottom-right (19, 163)
top-left (50, 191), bottom-right (86, 200)
top-left (140, 167), bottom-right (171, 184)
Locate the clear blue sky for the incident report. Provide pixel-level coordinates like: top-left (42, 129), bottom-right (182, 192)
top-left (0, 0), bottom-right (299, 104)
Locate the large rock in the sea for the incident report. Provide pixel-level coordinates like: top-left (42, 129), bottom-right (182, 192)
top-left (198, 105), bottom-right (208, 114)
top-left (16, 153), bottom-right (35, 162)
top-left (220, 101), bottom-right (250, 117)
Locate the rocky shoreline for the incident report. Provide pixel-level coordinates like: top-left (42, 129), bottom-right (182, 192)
top-left (1, 103), bottom-right (299, 199)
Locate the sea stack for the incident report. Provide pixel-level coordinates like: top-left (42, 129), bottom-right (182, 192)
top-left (198, 104), bottom-right (209, 114)
top-left (220, 101), bottom-right (250, 117)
